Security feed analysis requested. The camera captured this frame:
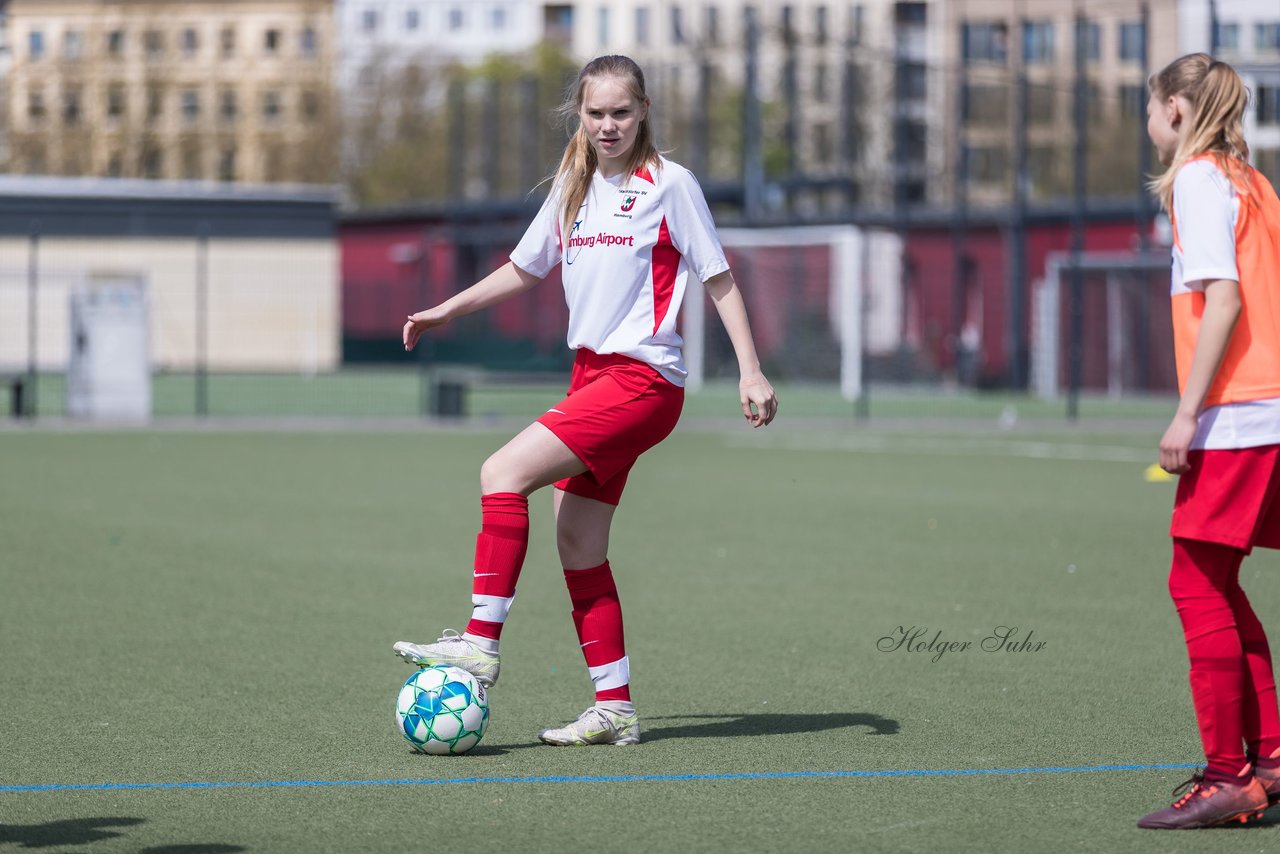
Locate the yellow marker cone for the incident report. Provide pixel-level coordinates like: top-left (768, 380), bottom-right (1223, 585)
top-left (1145, 463), bottom-right (1175, 482)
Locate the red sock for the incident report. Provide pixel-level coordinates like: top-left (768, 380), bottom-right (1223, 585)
top-left (463, 493), bottom-right (528, 642)
top-left (564, 561), bottom-right (630, 703)
top-left (1169, 538), bottom-right (1249, 783)
top-left (1227, 577), bottom-right (1280, 768)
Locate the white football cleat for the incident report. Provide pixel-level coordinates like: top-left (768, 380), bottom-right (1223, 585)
top-left (537, 706), bottom-right (641, 746)
top-left (392, 630), bottom-right (500, 687)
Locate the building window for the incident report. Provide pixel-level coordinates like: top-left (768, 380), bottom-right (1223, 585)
top-left (301, 26), bottom-right (318, 57)
top-left (362, 9), bottom-right (378, 32)
top-left (181, 89), bottom-right (200, 122)
top-left (1028, 84), bottom-right (1055, 124)
top-left (896, 62), bottom-right (926, 100)
top-left (962, 22), bottom-right (1007, 64)
top-left (107, 152), bottom-right (123, 177)
top-left (895, 2), bottom-right (926, 25)
top-left (29, 30), bottom-right (44, 60)
top-left (814, 62), bottom-right (829, 102)
top-left (449, 7), bottom-right (464, 30)
top-left (145, 30), bottom-right (164, 60)
top-left (671, 5), bottom-right (684, 44)
top-left (107, 85), bottom-right (126, 120)
top-left (406, 8), bottom-right (420, 30)
top-left (1083, 22), bottom-right (1099, 62)
top-left (634, 6), bottom-right (648, 45)
top-left (815, 5), bottom-right (828, 45)
top-left (1023, 21), bottom-right (1054, 64)
top-left (1028, 146), bottom-right (1060, 191)
top-left (1120, 84), bottom-right (1145, 119)
top-left (107, 29), bottom-right (125, 57)
top-left (1215, 22), bottom-right (1239, 51)
top-left (220, 88), bottom-right (237, 122)
top-left (848, 4), bottom-right (863, 46)
top-left (220, 26), bottom-right (236, 57)
top-left (971, 147), bottom-right (1007, 183)
top-left (492, 6), bottom-right (507, 30)
top-left (147, 86), bottom-right (164, 121)
top-left (219, 147), bottom-right (236, 181)
top-left (1119, 21), bottom-right (1144, 61)
top-left (63, 30), bottom-right (83, 60)
top-left (1257, 23), bottom-right (1280, 51)
top-left (182, 143), bottom-right (201, 179)
top-left (597, 6), bottom-right (609, 47)
top-left (1259, 86), bottom-right (1280, 125)
top-left (782, 5), bottom-right (795, 45)
top-left (264, 29), bottom-right (281, 55)
top-left (301, 90), bottom-right (321, 121)
top-left (63, 88), bottom-right (82, 126)
top-left (705, 5), bottom-right (719, 46)
top-left (181, 28), bottom-right (198, 58)
top-left (141, 146), bottom-right (163, 178)
top-left (963, 84), bottom-right (1008, 126)
top-left (813, 122), bottom-right (832, 162)
top-left (27, 89), bottom-right (45, 121)
top-left (897, 119), bottom-right (927, 162)
top-left (262, 90), bottom-right (282, 123)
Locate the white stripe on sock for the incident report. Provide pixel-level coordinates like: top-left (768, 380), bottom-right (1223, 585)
top-left (587, 656), bottom-right (630, 691)
top-left (470, 594), bottom-right (514, 624)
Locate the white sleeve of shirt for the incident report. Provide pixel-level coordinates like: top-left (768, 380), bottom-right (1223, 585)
top-left (510, 187), bottom-right (564, 278)
top-left (1173, 160), bottom-right (1239, 287)
top-left (662, 165), bottom-right (731, 283)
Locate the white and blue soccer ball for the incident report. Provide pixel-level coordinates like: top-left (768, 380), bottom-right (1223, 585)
top-left (395, 665), bottom-right (489, 755)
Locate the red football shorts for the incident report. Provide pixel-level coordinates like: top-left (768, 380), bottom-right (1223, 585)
top-left (1172, 445), bottom-right (1280, 552)
top-left (537, 349), bottom-right (684, 506)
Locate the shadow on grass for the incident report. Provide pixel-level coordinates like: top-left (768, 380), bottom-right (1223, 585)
top-left (641, 712), bottom-right (900, 743)
top-left (479, 711), bottom-right (899, 751)
top-left (0, 818), bottom-right (246, 852)
top-left (0, 817), bottom-right (144, 848)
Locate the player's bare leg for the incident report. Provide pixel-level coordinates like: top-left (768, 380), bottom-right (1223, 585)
top-left (394, 424), bottom-right (588, 685)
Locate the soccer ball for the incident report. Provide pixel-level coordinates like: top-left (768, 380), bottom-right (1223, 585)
top-left (395, 665), bottom-right (489, 755)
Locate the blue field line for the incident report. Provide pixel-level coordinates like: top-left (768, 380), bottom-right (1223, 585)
top-left (0, 762), bottom-right (1201, 794)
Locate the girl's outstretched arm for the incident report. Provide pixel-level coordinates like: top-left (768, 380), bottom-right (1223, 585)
top-left (404, 261), bottom-right (542, 351)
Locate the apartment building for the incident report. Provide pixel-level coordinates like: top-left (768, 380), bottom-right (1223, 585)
top-left (336, 0), bottom-right (551, 93)
top-left (943, 0), bottom-right (1179, 206)
top-left (4, 0), bottom-right (335, 183)
top-left (1180, 0), bottom-right (1280, 184)
top-left (564, 2), bottom-right (936, 209)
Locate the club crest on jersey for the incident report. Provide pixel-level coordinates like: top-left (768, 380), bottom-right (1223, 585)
top-left (620, 195), bottom-right (637, 212)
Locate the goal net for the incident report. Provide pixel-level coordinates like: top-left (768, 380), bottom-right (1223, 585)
top-left (1031, 250), bottom-right (1177, 400)
top-left (683, 225), bottom-right (864, 400)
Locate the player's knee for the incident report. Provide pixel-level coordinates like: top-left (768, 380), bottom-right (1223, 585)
top-left (479, 454), bottom-right (519, 495)
top-left (557, 526), bottom-right (604, 568)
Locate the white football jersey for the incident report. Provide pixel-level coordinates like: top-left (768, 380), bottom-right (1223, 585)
top-left (510, 156), bottom-right (729, 386)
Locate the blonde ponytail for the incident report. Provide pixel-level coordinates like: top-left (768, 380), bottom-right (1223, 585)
top-left (1148, 53), bottom-right (1251, 211)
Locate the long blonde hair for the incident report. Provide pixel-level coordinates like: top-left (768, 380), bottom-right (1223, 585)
top-left (1148, 53), bottom-right (1251, 211)
top-left (552, 55), bottom-right (661, 236)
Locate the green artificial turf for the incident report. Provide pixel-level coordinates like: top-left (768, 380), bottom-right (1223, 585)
top-left (4, 426), bottom-right (1280, 852)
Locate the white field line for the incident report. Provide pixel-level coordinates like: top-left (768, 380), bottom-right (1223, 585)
top-left (725, 433), bottom-right (1155, 464)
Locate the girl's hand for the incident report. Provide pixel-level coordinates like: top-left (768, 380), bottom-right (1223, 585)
top-left (740, 373), bottom-right (778, 428)
top-left (1159, 411), bottom-right (1199, 474)
top-left (403, 307), bottom-right (450, 351)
